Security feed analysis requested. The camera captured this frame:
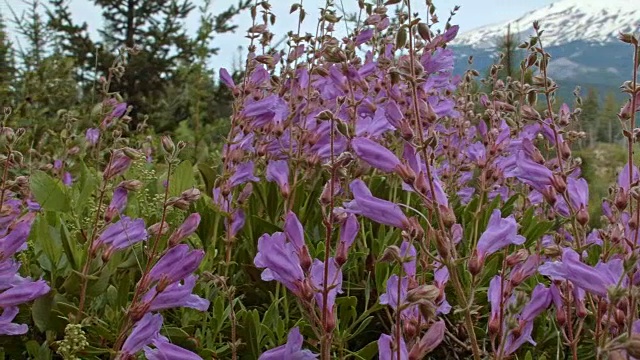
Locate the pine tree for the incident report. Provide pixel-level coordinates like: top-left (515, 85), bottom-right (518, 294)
top-left (598, 92), bottom-right (623, 143)
top-left (0, 14), bottom-right (17, 106)
top-left (48, 0), bottom-right (250, 129)
top-left (9, 0), bottom-right (49, 71)
top-left (580, 87), bottom-right (600, 147)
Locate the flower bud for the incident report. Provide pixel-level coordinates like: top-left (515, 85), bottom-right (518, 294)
top-left (576, 207), bottom-right (590, 226)
top-left (380, 245), bottom-right (402, 263)
top-left (615, 190), bottom-right (628, 211)
top-left (118, 180), bottom-right (144, 191)
top-left (180, 188), bottom-right (201, 202)
top-left (122, 147), bottom-right (142, 160)
top-left (468, 253), bottom-right (482, 276)
top-left (506, 249), bottom-right (529, 267)
top-left (406, 285), bottom-right (440, 304)
top-left (161, 136), bottom-right (175, 154)
top-left (148, 221), bottom-right (170, 236)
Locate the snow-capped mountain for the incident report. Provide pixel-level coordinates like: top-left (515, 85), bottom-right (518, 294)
top-left (450, 0), bottom-right (639, 100)
top-left (452, 0), bottom-right (640, 49)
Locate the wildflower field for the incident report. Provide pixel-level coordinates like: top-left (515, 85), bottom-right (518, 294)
top-left (1, 0), bottom-right (640, 359)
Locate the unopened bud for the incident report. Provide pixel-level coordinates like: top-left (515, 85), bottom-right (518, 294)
top-left (576, 207), bottom-right (589, 226)
top-left (181, 188), bottom-right (201, 202)
top-left (468, 253), bottom-right (483, 276)
top-left (148, 221), bottom-right (170, 236)
top-left (118, 180), bottom-right (143, 191)
top-left (122, 147), bottom-right (142, 160)
top-left (161, 136), bottom-right (175, 154)
top-left (615, 190), bottom-right (629, 211)
top-left (506, 249), bottom-right (529, 267)
top-left (380, 245), bottom-right (402, 263)
top-left (406, 285), bottom-right (440, 303)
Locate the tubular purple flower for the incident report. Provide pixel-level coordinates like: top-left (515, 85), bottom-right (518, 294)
top-left (503, 320), bottom-right (535, 355)
top-left (310, 258), bottom-right (343, 315)
top-left (104, 151), bottom-right (132, 180)
top-left (509, 255), bottom-right (540, 286)
top-left (538, 248), bottom-right (621, 298)
top-left (400, 241), bottom-right (417, 278)
top-left (142, 275), bottom-right (209, 312)
top-left (336, 214), bottom-right (359, 265)
top-left (93, 216), bottom-right (148, 252)
top-left (355, 28), bottom-right (374, 46)
top-left (228, 161), bottom-right (260, 188)
top-left (62, 172), bottom-right (73, 187)
top-left (488, 275), bottom-right (503, 330)
top-left (512, 151), bottom-right (554, 192)
top-left (258, 327), bottom-right (318, 360)
top-left (476, 209), bottom-right (525, 261)
top-left (378, 333), bottom-right (408, 360)
top-left (266, 160), bottom-right (290, 197)
top-left (344, 179), bottom-right (409, 229)
top-left (351, 137), bottom-right (401, 173)
top-left (408, 320), bottom-right (446, 358)
top-left (148, 244), bottom-right (204, 285)
top-left (618, 162), bottom-right (639, 192)
top-left (219, 68), bottom-right (236, 90)
top-left (283, 211), bottom-right (307, 252)
top-left (228, 209), bottom-right (245, 239)
top-left (243, 95), bottom-right (289, 127)
top-left (121, 313), bottom-right (162, 356)
top-left (567, 177), bottom-right (589, 210)
top-left (0, 212), bottom-right (35, 260)
top-left (519, 285), bottom-right (552, 322)
top-left (144, 337), bottom-right (202, 360)
top-left (254, 232), bottom-right (305, 296)
top-left (0, 307), bottom-right (28, 335)
top-left (86, 128), bottom-right (100, 145)
top-left (168, 213), bottom-right (201, 246)
top-left (105, 187), bottom-right (128, 222)
top-left (0, 279), bottom-right (50, 307)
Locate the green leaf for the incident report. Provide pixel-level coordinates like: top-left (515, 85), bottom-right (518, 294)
top-left (197, 163), bottom-right (217, 196)
top-left (75, 161), bottom-right (99, 214)
top-left (169, 160), bottom-right (195, 197)
top-left (30, 171), bottom-right (70, 212)
top-left (354, 340), bottom-right (378, 360)
top-left (31, 292), bottom-right (54, 332)
top-left (59, 220), bottom-right (78, 270)
top-left (32, 215), bottom-right (63, 272)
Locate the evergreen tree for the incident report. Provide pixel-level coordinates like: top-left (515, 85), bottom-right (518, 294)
top-left (598, 92), bottom-right (623, 143)
top-left (0, 14), bottom-right (16, 106)
top-left (48, 0), bottom-right (250, 129)
top-left (9, 0), bottom-right (49, 71)
top-left (580, 87), bottom-right (600, 147)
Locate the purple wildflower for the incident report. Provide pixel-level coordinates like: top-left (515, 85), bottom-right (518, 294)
top-left (92, 216), bottom-right (148, 253)
top-left (228, 161), bottom-right (260, 188)
top-left (475, 209), bottom-right (525, 262)
top-left (355, 28), bottom-right (374, 46)
top-left (344, 179), bottom-right (409, 229)
top-left (266, 160), bottom-right (290, 197)
top-left (121, 313), bottom-right (162, 357)
top-left (104, 151), bottom-right (132, 180)
top-left (105, 187), bottom-right (128, 222)
top-left (0, 278), bottom-right (49, 308)
top-left (168, 213), bottom-right (201, 246)
top-left (351, 137), bottom-right (401, 173)
top-left (0, 213), bottom-right (35, 260)
top-left (336, 214), bottom-right (359, 265)
top-left (86, 128), bottom-right (100, 146)
top-left (144, 336), bottom-right (202, 360)
top-left (148, 244), bottom-right (204, 285)
top-left (254, 232), bottom-right (305, 296)
top-left (0, 307), bottom-right (28, 335)
top-left (310, 258), bottom-right (343, 317)
top-left (258, 327), bottom-right (318, 360)
top-left (142, 275), bottom-right (210, 312)
top-left (219, 68), bottom-right (236, 90)
top-left (538, 248), bottom-right (623, 298)
top-left (378, 333), bottom-right (408, 360)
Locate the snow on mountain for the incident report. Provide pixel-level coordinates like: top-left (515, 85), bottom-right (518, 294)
top-left (452, 0), bottom-right (640, 49)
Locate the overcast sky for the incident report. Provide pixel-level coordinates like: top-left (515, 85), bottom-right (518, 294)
top-left (3, 0), bottom-right (555, 71)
